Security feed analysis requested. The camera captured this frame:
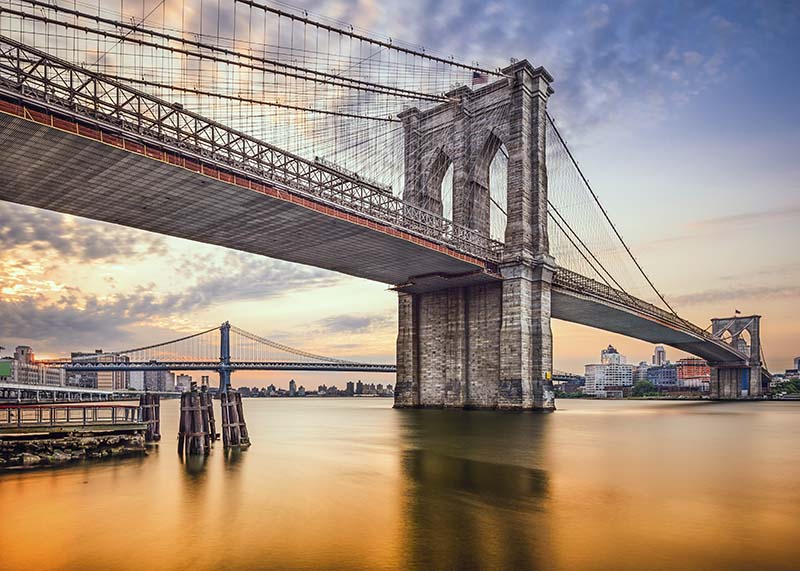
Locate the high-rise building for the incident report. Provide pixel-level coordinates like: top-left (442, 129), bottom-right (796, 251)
top-left (356, 380), bottom-right (364, 395)
top-left (652, 345), bottom-right (667, 366)
top-left (346, 381), bottom-right (355, 396)
top-left (289, 379), bottom-right (297, 397)
top-left (794, 356), bottom-right (800, 370)
top-left (601, 345), bottom-right (625, 365)
top-left (585, 346), bottom-right (634, 396)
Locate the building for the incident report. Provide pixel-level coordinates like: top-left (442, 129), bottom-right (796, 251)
top-left (647, 364), bottom-right (678, 387)
top-left (676, 358), bottom-right (711, 390)
top-left (652, 345), bottom-right (667, 366)
top-left (346, 381), bottom-right (355, 396)
top-left (144, 370), bottom-right (172, 392)
top-left (634, 361), bottom-right (650, 382)
top-left (794, 357), bottom-right (800, 371)
top-left (129, 371), bottom-right (145, 391)
top-left (289, 379), bottom-right (297, 397)
top-left (584, 345), bottom-right (634, 397)
top-left (71, 349), bottom-right (129, 390)
top-left (200, 375), bottom-right (210, 386)
top-left (175, 374), bottom-right (192, 391)
top-left (0, 345), bottom-right (66, 386)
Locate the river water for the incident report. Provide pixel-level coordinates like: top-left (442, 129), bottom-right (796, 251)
top-left (1, 398), bottom-right (798, 570)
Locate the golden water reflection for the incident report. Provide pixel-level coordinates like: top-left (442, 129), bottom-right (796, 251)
top-left (0, 399), bottom-right (798, 570)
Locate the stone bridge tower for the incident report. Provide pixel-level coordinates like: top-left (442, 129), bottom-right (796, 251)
top-left (394, 61), bottom-right (556, 410)
top-left (709, 315), bottom-right (764, 398)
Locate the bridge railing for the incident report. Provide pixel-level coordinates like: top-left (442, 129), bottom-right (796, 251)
top-left (0, 36), bottom-right (502, 264)
top-left (0, 404), bottom-right (141, 429)
top-left (553, 268), bottom-right (720, 342)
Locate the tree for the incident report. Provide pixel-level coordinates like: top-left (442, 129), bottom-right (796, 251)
top-left (632, 380), bottom-right (657, 397)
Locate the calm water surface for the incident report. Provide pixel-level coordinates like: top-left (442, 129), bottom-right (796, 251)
top-left (1, 398), bottom-right (798, 570)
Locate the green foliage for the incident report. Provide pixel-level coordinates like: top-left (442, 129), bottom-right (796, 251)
top-left (631, 380), bottom-right (658, 397)
top-left (773, 378), bottom-right (800, 394)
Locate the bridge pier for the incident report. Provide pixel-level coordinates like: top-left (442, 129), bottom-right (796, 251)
top-left (395, 259), bottom-right (556, 410)
top-left (709, 315), bottom-right (764, 399)
top-left (394, 60), bottom-right (556, 411)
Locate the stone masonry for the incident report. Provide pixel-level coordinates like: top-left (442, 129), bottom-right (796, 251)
top-left (395, 61), bottom-right (556, 410)
top-left (709, 315), bottom-right (763, 399)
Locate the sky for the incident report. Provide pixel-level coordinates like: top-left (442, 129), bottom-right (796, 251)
top-left (1, 0), bottom-right (799, 386)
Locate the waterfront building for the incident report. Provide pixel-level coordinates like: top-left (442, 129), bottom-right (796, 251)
top-left (346, 381), bottom-right (355, 396)
top-left (634, 361), bottom-right (650, 382)
top-left (356, 380), bottom-right (364, 395)
top-left (0, 345), bottom-right (66, 386)
top-left (647, 364), bottom-right (678, 387)
top-left (677, 358), bottom-right (711, 390)
top-left (71, 349), bottom-right (129, 390)
top-left (289, 379), bottom-right (297, 397)
top-left (652, 345), bottom-right (667, 366)
top-left (794, 356), bottom-right (800, 370)
top-left (584, 346), bottom-right (634, 397)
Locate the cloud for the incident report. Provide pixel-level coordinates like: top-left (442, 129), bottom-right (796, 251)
top-left (687, 205), bottom-right (800, 231)
top-left (0, 202), bottom-right (166, 261)
top-left (0, 250), bottom-right (342, 352)
top-left (313, 313), bottom-right (394, 334)
top-left (673, 285), bottom-right (800, 306)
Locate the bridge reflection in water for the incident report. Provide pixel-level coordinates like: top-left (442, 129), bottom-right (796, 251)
top-left (401, 447), bottom-right (549, 569)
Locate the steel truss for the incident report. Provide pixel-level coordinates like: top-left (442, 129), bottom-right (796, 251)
top-left (0, 36), bottom-right (502, 263)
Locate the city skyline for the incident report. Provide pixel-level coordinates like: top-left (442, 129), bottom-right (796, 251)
top-left (1, 0), bottom-right (798, 383)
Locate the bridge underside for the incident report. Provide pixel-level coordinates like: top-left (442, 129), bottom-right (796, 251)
top-left (550, 289), bottom-right (742, 363)
top-left (0, 111), bottom-right (497, 288)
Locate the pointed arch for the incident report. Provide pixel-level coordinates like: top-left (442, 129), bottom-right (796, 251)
top-left (426, 147), bottom-right (453, 220)
top-left (474, 133), bottom-right (508, 243)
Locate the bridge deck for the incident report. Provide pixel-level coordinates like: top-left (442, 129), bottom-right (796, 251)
top-left (0, 107), bottom-right (498, 288)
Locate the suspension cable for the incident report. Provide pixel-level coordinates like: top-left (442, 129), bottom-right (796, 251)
top-left (546, 112), bottom-right (679, 315)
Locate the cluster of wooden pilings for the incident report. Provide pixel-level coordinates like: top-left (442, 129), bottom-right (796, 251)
top-left (220, 390), bottom-right (250, 448)
top-left (178, 385), bottom-right (249, 455)
top-left (138, 393), bottom-right (161, 442)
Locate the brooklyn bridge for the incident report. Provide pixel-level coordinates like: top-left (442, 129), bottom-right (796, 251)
top-left (0, 0), bottom-right (770, 408)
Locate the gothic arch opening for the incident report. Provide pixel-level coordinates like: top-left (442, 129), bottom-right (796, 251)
top-left (428, 148), bottom-right (453, 221)
top-left (488, 142), bottom-right (508, 243)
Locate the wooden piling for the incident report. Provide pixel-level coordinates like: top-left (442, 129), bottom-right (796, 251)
top-left (138, 393), bottom-right (161, 442)
top-left (178, 386), bottom-right (211, 456)
top-left (200, 386), bottom-right (218, 441)
top-left (234, 391), bottom-right (250, 447)
top-left (220, 389), bottom-right (250, 449)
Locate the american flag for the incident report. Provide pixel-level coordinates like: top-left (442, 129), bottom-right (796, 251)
top-left (472, 71), bottom-right (488, 85)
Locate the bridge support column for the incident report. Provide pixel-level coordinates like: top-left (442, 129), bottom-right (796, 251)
top-left (709, 365), bottom-right (763, 399)
top-left (498, 259), bottom-right (556, 410)
top-left (709, 315), bottom-right (764, 399)
top-left (219, 321), bottom-right (232, 392)
top-left (394, 260), bottom-right (556, 411)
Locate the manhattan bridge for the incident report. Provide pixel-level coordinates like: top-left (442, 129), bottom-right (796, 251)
top-left (0, 0), bottom-right (770, 408)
